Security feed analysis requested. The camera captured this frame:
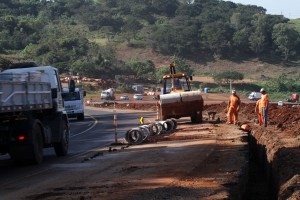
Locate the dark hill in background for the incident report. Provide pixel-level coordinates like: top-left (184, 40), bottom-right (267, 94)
top-left (0, 0), bottom-right (300, 86)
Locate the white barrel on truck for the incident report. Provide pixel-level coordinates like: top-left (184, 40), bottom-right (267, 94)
top-left (0, 62), bottom-right (70, 164)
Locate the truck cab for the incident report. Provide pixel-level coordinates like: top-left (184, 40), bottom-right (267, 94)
top-left (62, 87), bottom-right (86, 120)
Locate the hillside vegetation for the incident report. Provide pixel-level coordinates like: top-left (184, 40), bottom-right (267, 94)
top-left (1, 0), bottom-right (300, 98)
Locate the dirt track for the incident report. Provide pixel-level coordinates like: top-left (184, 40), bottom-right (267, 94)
top-left (25, 108), bottom-right (249, 200)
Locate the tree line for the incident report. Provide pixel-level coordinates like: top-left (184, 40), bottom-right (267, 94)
top-left (0, 0), bottom-right (299, 82)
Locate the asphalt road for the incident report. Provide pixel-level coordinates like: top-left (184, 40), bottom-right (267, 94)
top-left (0, 107), bottom-right (156, 199)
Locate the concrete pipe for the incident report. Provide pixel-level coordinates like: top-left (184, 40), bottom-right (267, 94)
top-left (125, 128), bottom-right (144, 145)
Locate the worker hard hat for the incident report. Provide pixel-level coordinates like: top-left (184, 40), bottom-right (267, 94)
top-left (260, 88), bottom-right (266, 93)
top-left (232, 90), bottom-right (236, 94)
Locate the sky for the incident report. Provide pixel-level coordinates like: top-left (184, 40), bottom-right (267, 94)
top-left (224, 0), bottom-right (300, 19)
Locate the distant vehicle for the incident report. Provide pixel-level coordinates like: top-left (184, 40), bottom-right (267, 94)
top-left (101, 88), bottom-right (115, 100)
top-left (120, 95), bottom-right (129, 100)
top-left (133, 94), bottom-right (143, 100)
top-left (132, 85), bottom-right (144, 93)
top-left (248, 92), bottom-right (261, 101)
top-left (62, 86), bottom-right (86, 121)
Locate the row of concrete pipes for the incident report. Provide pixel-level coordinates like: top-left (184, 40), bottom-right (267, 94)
top-left (125, 119), bottom-right (177, 145)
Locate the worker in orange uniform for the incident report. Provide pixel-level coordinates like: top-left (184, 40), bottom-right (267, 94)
top-left (227, 90), bottom-right (241, 125)
top-left (255, 99), bottom-right (263, 125)
top-left (259, 88), bottom-right (269, 127)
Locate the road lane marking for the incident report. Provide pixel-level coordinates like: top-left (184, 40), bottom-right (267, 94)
top-left (70, 114), bottom-right (98, 138)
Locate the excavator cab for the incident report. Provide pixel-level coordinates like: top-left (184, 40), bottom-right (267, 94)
top-left (162, 64), bottom-right (192, 94)
top-left (158, 63), bottom-right (203, 123)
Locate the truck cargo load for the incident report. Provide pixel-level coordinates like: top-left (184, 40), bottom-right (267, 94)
top-left (0, 81), bottom-right (52, 113)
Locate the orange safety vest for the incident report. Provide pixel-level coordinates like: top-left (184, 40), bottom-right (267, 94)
top-left (228, 95), bottom-right (240, 110)
top-left (255, 100), bottom-right (260, 113)
top-left (260, 94), bottom-right (268, 108)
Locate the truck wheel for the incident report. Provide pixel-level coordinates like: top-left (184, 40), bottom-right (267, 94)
top-left (77, 113), bottom-right (84, 121)
top-left (54, 119), bottom-right (69, 156)
top-left (10, 121), bottom-right (43, 164)
top-left (31, 123), bottom-right (44, 164)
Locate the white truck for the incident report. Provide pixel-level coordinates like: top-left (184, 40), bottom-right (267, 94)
top-left (100, 88), bottom-right (115, 100)
top-left (62, 86), bottom-right (86, 121)
top-left (0, 62), bottom-right (70, 164)
top-left (248, 92), bottom-right (261, 101)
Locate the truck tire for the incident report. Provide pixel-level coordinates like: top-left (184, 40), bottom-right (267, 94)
top-left (10, 120), bottom-right (44, 164)
top-left (30, 122), bottom-right (44, 164)
top-left (54, 119), bottom-right (69, 156)
top-left (77, 113), bottom-right (84, 121)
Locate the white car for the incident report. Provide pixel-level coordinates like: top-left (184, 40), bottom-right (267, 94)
top-left (120, 95), bottom-right (129, 100)
top-left (133, 94), bottom-right (143, 100)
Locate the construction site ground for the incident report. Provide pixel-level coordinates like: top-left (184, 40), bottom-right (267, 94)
top-left (83, 93), bottom-right (300, 200)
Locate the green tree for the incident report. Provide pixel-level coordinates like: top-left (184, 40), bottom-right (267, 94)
top-left (122, 16), bottom-right (143, 42)
top-left (272, 23), bottom-right (300, 61)
top-left (249, 14), bottom-right (268, 55)
top-left (125, 60), bottom-right (156, 82)
top-left (151, 0), bottom-right (180, 17)
top-left (201, 21), bottom-right (234, 58)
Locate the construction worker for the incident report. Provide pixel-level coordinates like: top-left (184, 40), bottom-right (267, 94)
top-left (227, 90), bottom-right (241, 125)
top-left (255, 99), bottom-right (263, 125)
top-left (259, 88), bottom-right (269, 127)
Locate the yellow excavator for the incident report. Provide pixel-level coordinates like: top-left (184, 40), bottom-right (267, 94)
top-left (158, 63), bottom-right (204, 123)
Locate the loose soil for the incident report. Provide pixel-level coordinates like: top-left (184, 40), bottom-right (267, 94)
top-left (87, 95), bottom-right (300, 199)
top-left (21, 94), bottom-right (300, 200)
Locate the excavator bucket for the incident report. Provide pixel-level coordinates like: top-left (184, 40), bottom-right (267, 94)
top-left (159, 91), bottom-right (203, 123)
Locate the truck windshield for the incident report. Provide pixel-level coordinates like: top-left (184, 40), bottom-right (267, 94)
top-left (63, 92), bottom-right (80, 101)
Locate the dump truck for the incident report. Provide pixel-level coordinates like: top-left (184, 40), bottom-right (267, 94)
top-left (0, 62), bottom-right (70, 164)
top-left (62, 81), bottom-right (86, 121)
top-left (158, 64), bottom-right (203, 123)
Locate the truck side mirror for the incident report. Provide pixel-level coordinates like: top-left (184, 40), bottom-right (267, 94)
top-left (83, 91), bottom-right (86, 97)
top-left (68, 79), bottom-right (75, 93)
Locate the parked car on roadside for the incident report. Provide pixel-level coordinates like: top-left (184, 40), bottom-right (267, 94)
top-left (133, 94), bottom-right (143, 100)
top-left (120, 95), bottom-right (129, 100)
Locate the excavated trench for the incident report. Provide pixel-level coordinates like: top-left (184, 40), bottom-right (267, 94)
top-left (247, 132), bottom-right (275, 199)
top-left (205, 102), bottom-right (300, 199)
